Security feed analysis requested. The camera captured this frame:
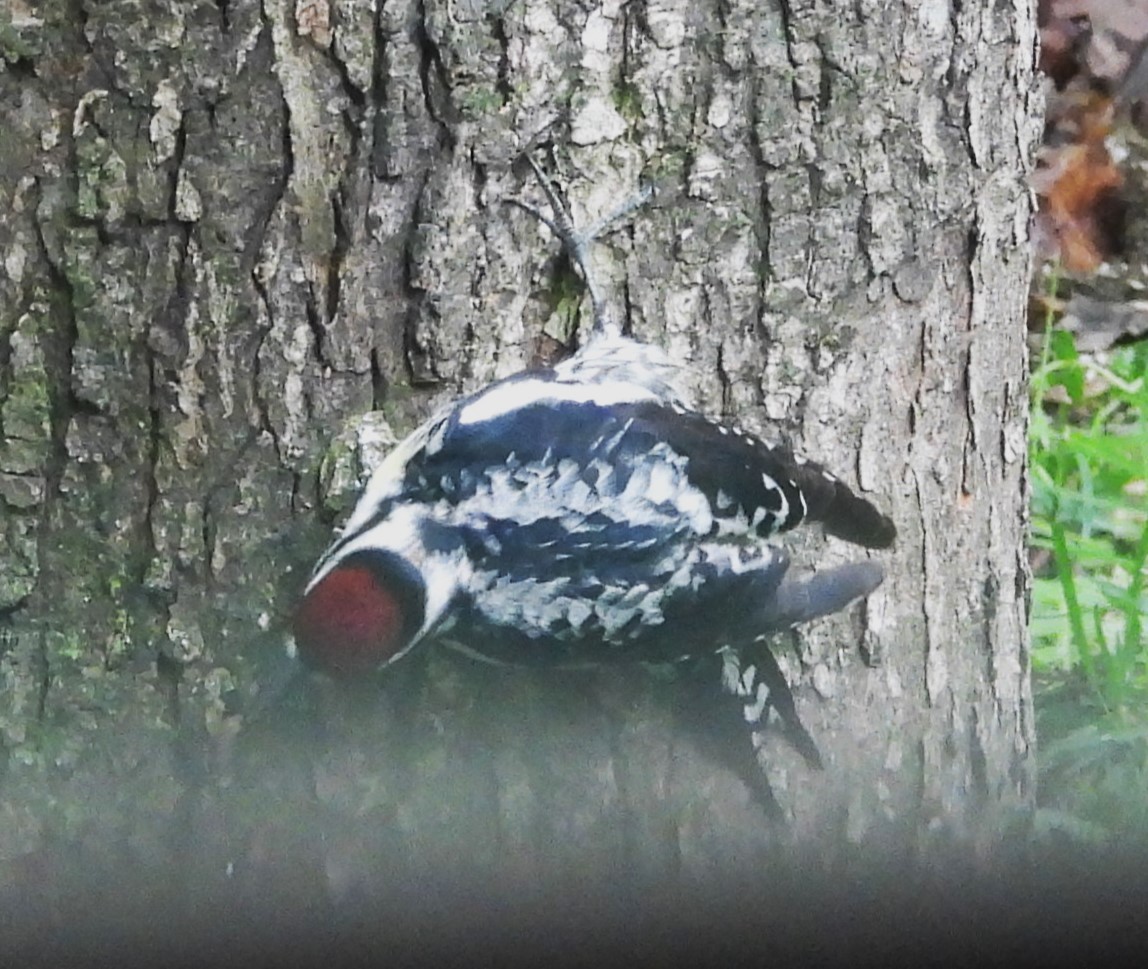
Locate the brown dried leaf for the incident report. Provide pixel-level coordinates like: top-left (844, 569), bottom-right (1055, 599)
top-left (1034, 91), bottom-right (1126, 272)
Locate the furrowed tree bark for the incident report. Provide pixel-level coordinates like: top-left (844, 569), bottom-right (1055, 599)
top-left (0, 0), bottom-right (1039, 938)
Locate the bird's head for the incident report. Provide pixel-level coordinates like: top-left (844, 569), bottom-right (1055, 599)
top-left (292, 549), bottom-right (427, 676)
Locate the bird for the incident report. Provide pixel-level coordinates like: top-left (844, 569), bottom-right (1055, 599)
top-left (289, 150), bottom-right (896, 818)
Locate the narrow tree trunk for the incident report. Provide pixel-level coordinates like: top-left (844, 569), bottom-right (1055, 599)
top-left (0, 0), bottom-right (1039, 936)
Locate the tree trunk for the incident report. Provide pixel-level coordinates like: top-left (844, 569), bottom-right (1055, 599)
top-left (0, 0), bottom-right (1039, 944)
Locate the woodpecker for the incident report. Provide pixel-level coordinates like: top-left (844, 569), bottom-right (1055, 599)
top-left (291, 153), bottom-right (895, 817)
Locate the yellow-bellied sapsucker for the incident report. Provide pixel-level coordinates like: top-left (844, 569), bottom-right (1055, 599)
top-left (290, 152), bottom-right (895, 818)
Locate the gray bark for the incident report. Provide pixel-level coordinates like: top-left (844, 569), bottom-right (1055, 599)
top-left (0, 0), bottom-right (1039, 923)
